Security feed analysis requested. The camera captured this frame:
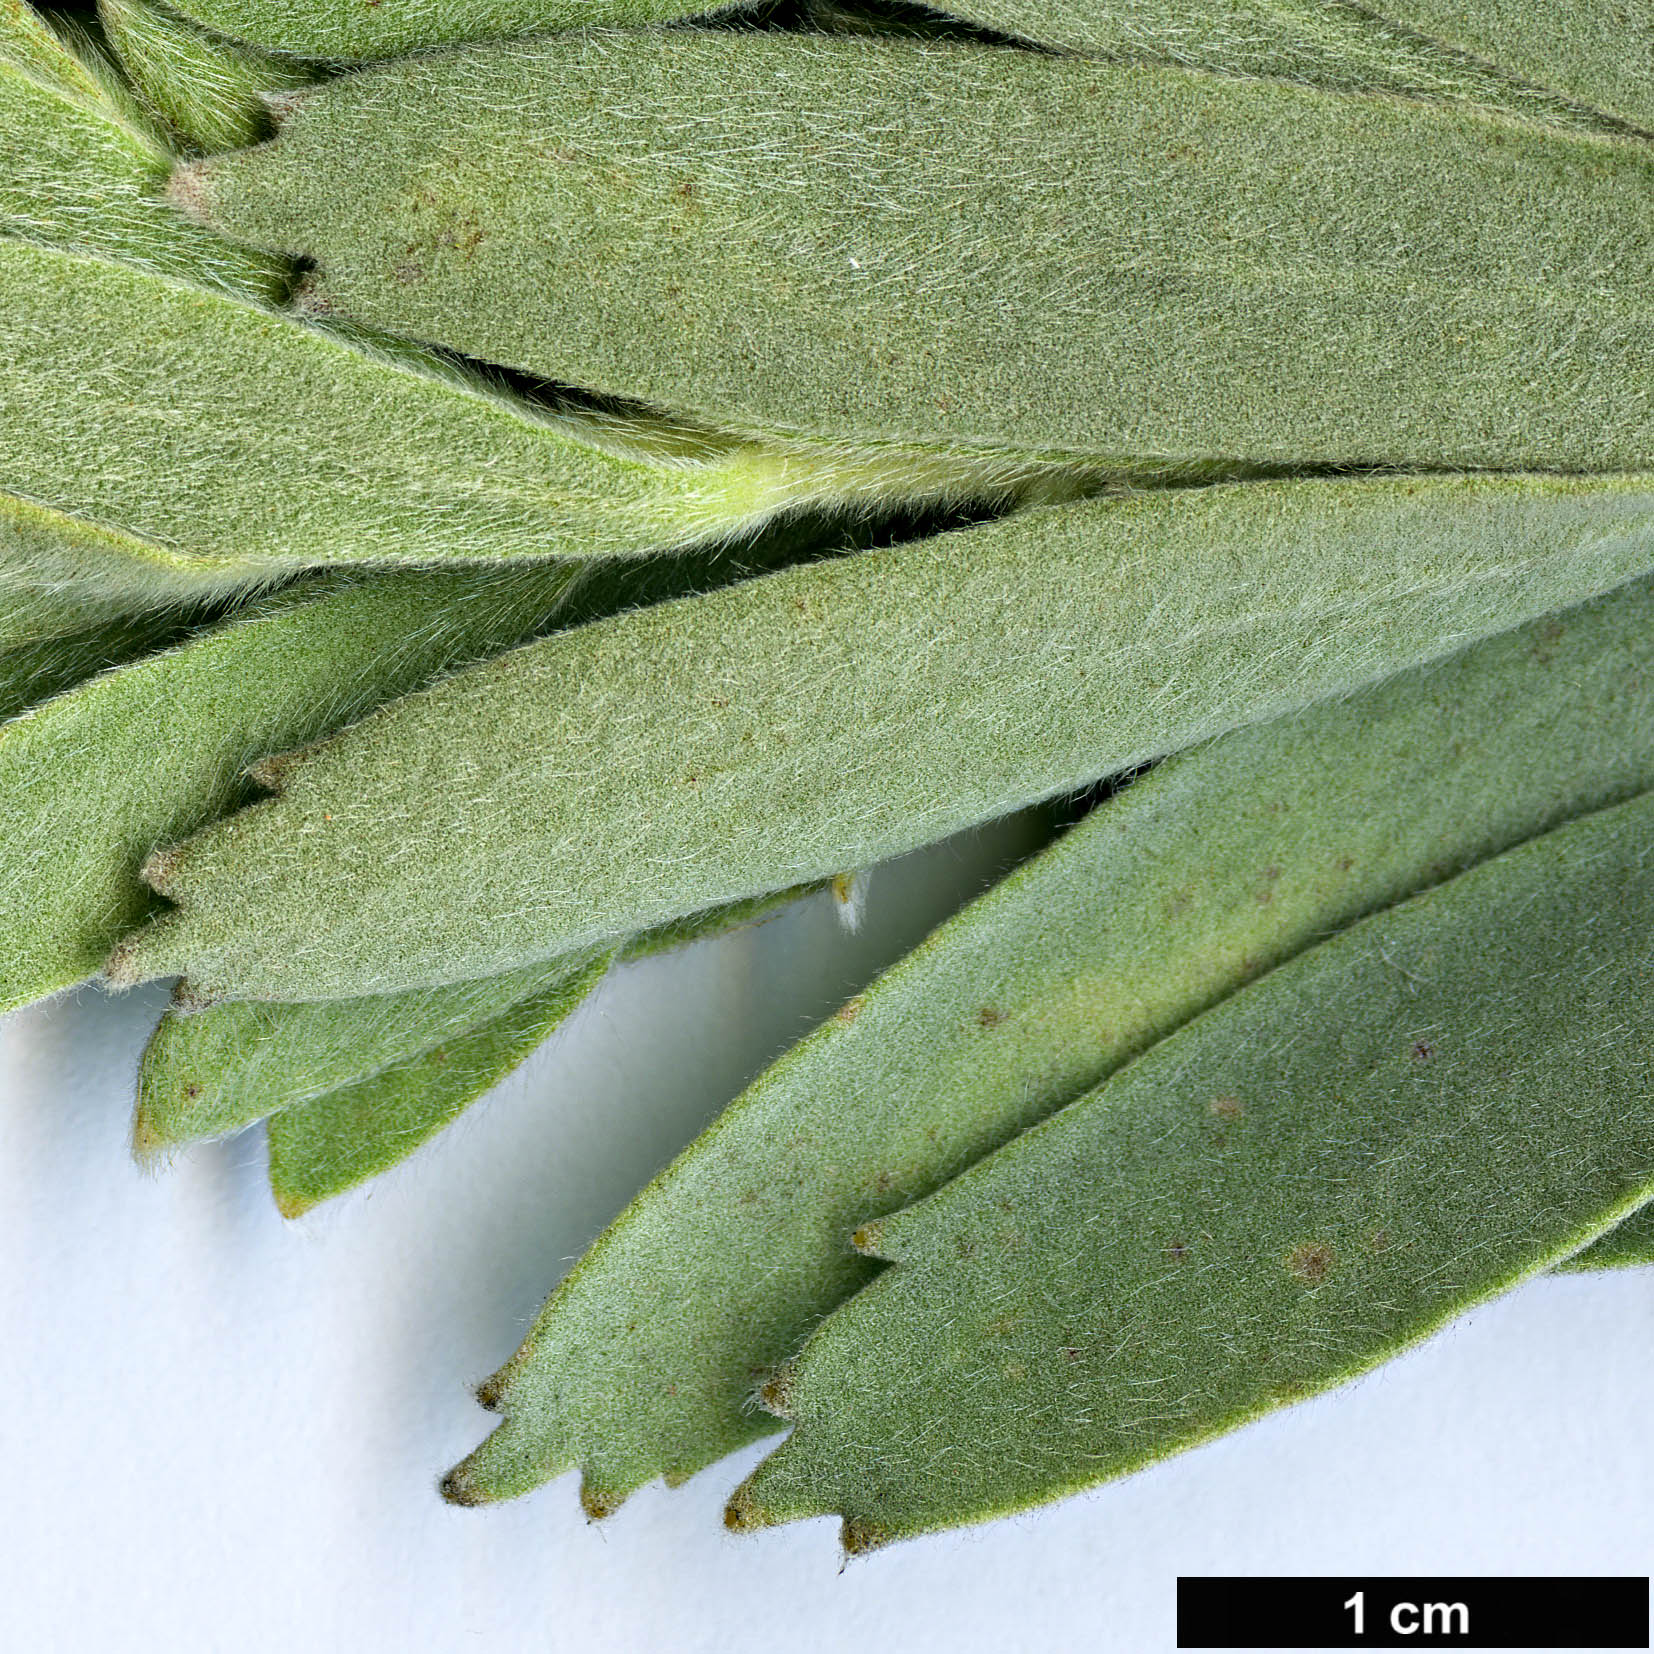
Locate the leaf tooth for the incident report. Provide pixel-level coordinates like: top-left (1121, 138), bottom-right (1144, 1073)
top-left (164, 156), bottom-right (214, 223)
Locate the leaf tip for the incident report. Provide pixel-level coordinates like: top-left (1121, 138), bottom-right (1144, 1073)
top-left (756, 1365), bottom-right (796, 1420)
top-left (165, 158), bottom-right (215, 225)
top-left (721, 1482), bottom-right (778, 1535)
top-left (438, 1464), bottom-right (489, 1509)
top-left (840, 1517), bottom-right (894, 1560)
top-left (578, 1477), bottom-right (625, 1523)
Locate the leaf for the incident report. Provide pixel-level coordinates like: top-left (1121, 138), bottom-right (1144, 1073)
top-left (98, 0), bottom-right (315, 156)
top-left (6, 237), bottom-right (1049, 594)
top-left (185, 32), bottom-right (1654, 464)
top-left (0, 17), bottom-right (286, 296)
top-left (1564, 1207), bottom-right (1654, 1273)
top-left (110, 471), bottom-right (1654, 1003)
top-left (3, 0), bottom-right (153, 123)
top-left (158, 0), bottom-right (704, 60)
top-left (0, 564), bottom-right (583, 1014)
top-left (926, 0), bottom-right (1634, 135)
top-left (440, 572), bottom-right (1654, 1510)
top-left (728, 790), bottom-right (1654, 1550)
top-left (1373, 0), bottom-right (1654, 132)
top-left (0, 606), bottom-right (208, 723)
top-left (0, 494), bottom-right (270, 652)
top-left (264, 953), bottom-right (613, 1217)
top-left (140, 881), bottom-right (821, 1210)
top-left (135, 948), bottom-right (612, 1154)
top-left (140, 0), bottom-right (1654, 145)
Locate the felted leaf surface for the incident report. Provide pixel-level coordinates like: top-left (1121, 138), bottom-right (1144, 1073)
top-left (2, 2), bottom-right (106, 98)
top-left (160, 0), bottom-right (718, 60)
top-left (2, 238), bottom-right (1055, 596)
top-left (0, 564), bottom-right (581, 1014)
top-left (938, 0), bottom-right (1634, 135)
top-left (99, 0), bottom-right (314, 156)
top-left (0, 23), bottom-right (285, 295)
top-left (1565, 1206), bottom-right (1654, 1273)
top-left (442, 574), bottom-right (1654, 1509)
top-left (0, 494), bottom-right (271, 652)
top-left (187, 34), bottom-right (1654, 465)
top-left (136, 947), bottom-right (612, 1153)
top-left (113, 472), bottom-right (1654, 1003)
top-left (1374, 1), bottom-right (1654, 132)
top-left (730, 791), bottom-right (1654, 1548)
top-left (138, 883), bottom-right (818, 1188)
top-left (0, 606), bottom-right (208, 724)
top-left (265, 954), bottom-right (613, 1217)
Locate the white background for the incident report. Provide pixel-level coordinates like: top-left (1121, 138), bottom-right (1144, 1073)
top-left (2, 821), bottom-right (1650, 1654)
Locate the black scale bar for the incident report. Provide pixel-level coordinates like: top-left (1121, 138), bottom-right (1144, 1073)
top-left (1177, 1576), bottom-right (1649, 1649)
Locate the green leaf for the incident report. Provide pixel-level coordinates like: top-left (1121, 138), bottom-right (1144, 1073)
top-left (139, 881), bottom-right (822, 1213)
top-left (0, 564), bottom-right (583, 1015)
top-left (0, 494), bottom-right (271, 652)
top-left (0, 18), bottom-right (285, 295)
top-left (135, 947), bottom-right (612, 1153)
top-left (0, 606), bottom-right (208, 722)
top-left (264, 953), bottom-right (613, 1217)
top-left (728, 790), bottom-right (1654, 1550)
top-left (99, 0), bottom-right (315, 156)
top-left (139, 0), bottom-right (1654, 143)
top-left (110, 472), bottom-right (1654, 1003)
top-left (186, 33), bottom-right (1654, 464)
top-left (1565, 1207), bottom-right (1654, 1273)
top-left (3, 2), bottom-right (115, 98)
top-left (1373, 0), bottom-right (1654, 132)
top-left (440, 572), bottom-right (1654, 1511)
top-left (157, 0), bottom-right (703, 60)
top-left (0, 233), bottom-right (1095, 615)
top-left (927, 0), bottom-right (1633, 135)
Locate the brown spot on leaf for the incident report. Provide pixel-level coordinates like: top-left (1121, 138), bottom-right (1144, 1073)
top-left (1209, 1094), bottom-right (1242, 1122)
top-left (977, 1006), bottom-right (1004, 1028)
top-left (1287, 1242), bottom-right (1334, 1283)
top-left (835, 995), bottom-right (865, 1025)
top-left (579, 1483), bottom-right (620, 1522)
top-left (1411, 1039), bottom-right (1435, 1062)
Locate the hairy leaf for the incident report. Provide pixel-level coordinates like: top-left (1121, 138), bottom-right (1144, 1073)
top-left (441, 574), bottom-right (1654, 1509)
top-left (0, 565), bottom-right (585, 1014)
top-left (0, 606), bottom-right (209, 722)
top-left (158, 0), bottom-right (711, 59)
top-left (111, 473), bottom-right (1654, 1003)
top-left (264, 954), bottom-right (613, 1217)
top-left (139, 879), bottom-right (823, 1219)
top-left (186, 33), bottom-right (1654, 464)
top-left (143, 0), bottom-right (1654, 143)
top-left (933, 0), bottom-right (1633, 134)
top-left (135, 947), bottom-right (612, 1153)
top-left (1, 238), bottom-right (1069, 611)
top-left (1565, 1207), bottom-right (1654, 1273)
top-left (1374, 1), bottom-right (1654, 133)
top-left (99, 0), bottom-right (315, 155)
top-left (0, 18), bottom-right (285, 294)
top-left (729, 792), bottom-right (1654, 1549)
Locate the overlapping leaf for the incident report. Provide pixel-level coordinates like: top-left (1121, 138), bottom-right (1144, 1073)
top-left (442, 574), bottom-right (1654, 1510)
top-left (111, 474), bottom-right (1654, 1003)
top-left (0, 565), bottom-right (580, 1013)
top-left (730, 791), bottom-right (1654, 1549)
top-left (99, 0), bottom-right (314, 155)
top-left (185, 34), bottom-right (1654, 462)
